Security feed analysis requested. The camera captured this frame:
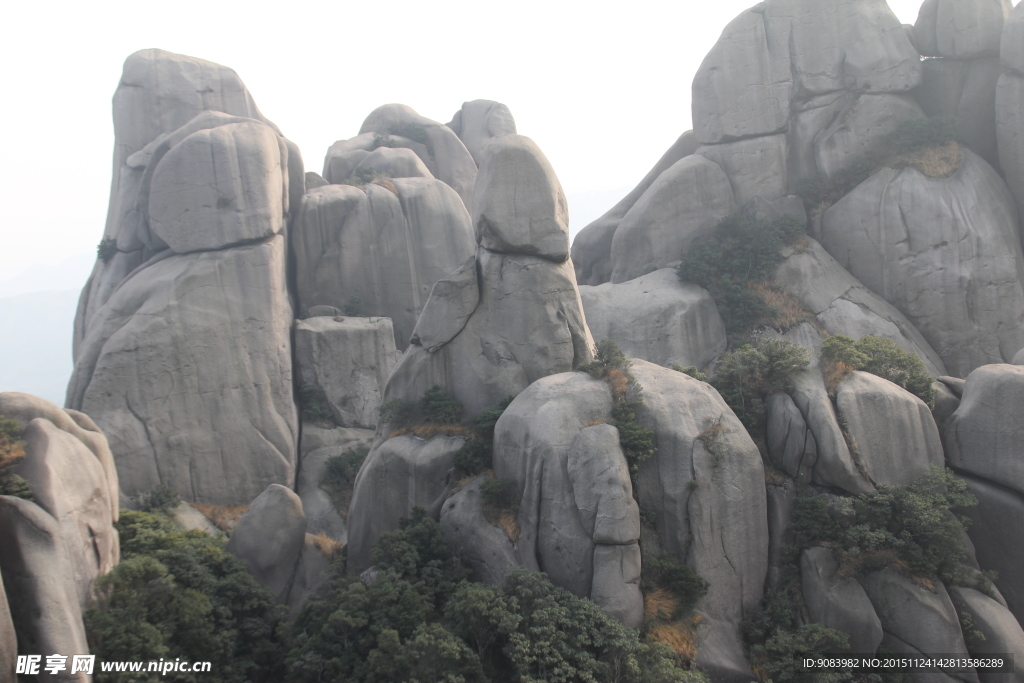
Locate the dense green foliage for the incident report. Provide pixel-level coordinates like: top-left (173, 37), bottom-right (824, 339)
top-left (797, 117), bottom-right (957, 209)
top-left (677, 214), bottom-right (805, 340)
top-left (298, 384), bottom-right (335, 424)
top-left (644, 555), bottom-right (709, 618)
top-left (0, 415), bottom-right (32, 500)
top-left (378, 397), bottom-right (415, 426)
top-left (343, 295), bottom-right (366, 317)
top-left (321, 446), bottom-right (370, 514)
top-left (86, 511), bottom-right (288, 682)
top-left (287, 508), bottom-right (697, 683)
top-left (423, 385), bottom-right (465, 424)
top-left (711, 337), bottom-right (809, 435)
top-left (671, 365), bottom-right (708, 382)
top-left (790, 467), bottom-right (977, 585)
top-left (481, 478), bottom-right (516, 510)
top-left (581, 340), bottom-right (657, 480)
top-left (133, 485), bottom-right (182, 513)
top-left (819, 335), bottom-right (935, 406)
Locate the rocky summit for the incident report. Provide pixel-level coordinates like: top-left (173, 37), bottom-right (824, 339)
top-left (3, 1), bottom-right (1024, 680)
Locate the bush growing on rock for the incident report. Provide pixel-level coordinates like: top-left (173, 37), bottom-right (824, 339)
top-left (0, 414), bottom-right (32, 500)
top-left (132, 485), bottom-right (181, 513)
top-left (820, 335), bottom-right (934, 406)
top-left (321, 446), bottom-right (369, 514)
top-left (298, 384), bottom-right (335, 425)
top-left (96, 236), bottom-right (117, 263)
top-left (422, 385), bottom-right (464, 424)
top-left (711, 337), bottom-right (809, 435)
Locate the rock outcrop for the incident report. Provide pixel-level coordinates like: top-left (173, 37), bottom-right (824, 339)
top-left (440, 476), bottom-right (521, 586)
top-left (801, 547), bottom-right (884, 653)
top-left (294, 424), bottom-right (373, 545)
top-left (997, 2), bottom-right (1024, 227)
top-left (226, 484), bottom-right (307, 603)
top-left (446, 100), bottom-right (517, 167)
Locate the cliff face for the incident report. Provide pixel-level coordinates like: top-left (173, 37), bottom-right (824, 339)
top-left (4, 0), bottom-right (1024, 676)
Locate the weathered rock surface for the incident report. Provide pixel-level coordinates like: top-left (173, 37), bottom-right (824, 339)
top-left (815, 94), bottom-right (926, 181)
top-left (347, 435), bottom-right (465, 574)
top-left (286, 535), bottom-right (334, 615)
top-left (948, 586), bottom-right (1024, 682)
top-left (168, 501), bottom-right (221, 535)
top-left (295, 424), bottom-right (373, 545)
top-left (291, 179), bottom-right (476, 349)
top-left (609, 155), bottom-right (736, 283)
top-left (835, 371), bottom-right (944, 487)
top-left (774, 238), bottom-right (947, 376)
top-left (1001, 1), bottom-right (1024, 73)
top-left (578, 268), bottom-right (727, 371)
top-left (473, 135), bottom-right (569, 262)
top-left (916, 0), bottom-right (1011, 58)
top-left (996, 72), bottom-right (1024, 223)
top-left (440, 477), bottom-right (521, 585)
top-left (766, 392), bottom-right (817, 482)
top-left (933, 381), bottom-right (962, 435)
top-left (294, 316), bottom-right (398, 429)
top-left (68, 236), bottom-right (297, 505)
top-left (766, 480), bottom-right (797, 589)
top-left (0, 569), bottom-right (13, 683)
top-left (696, 134), bottom-right (788, 205)
top-left (863, 569), bottom-right (976, 680)
top-left (353, 146), bottom-right (433, 179)
top-left (572, 131), bottom-right (698, 286)
top-left (447, 99), bottom-right (517, 167)
top-left (821, 149), bottom-right (1024, 377)
top-left (801, 547), bottom-right (884, 653)
top-left (226, 484), bottom-right (306, 603)
top-left (1014, 348), bottom-right (1024, 365)
top-left (917, 58), bottom-right (1002, 167)
top-left (945, 365), bottom-right (1024, 495)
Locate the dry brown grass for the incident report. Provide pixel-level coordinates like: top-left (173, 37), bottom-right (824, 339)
top-left (312, 531), bottom-right (343, 560)
top-left (822, 359), bottom-right (856, 394)
top-left (751, 283), bottom-right (818, 332)
top-left (496, 509), bottom-right (520, 543)
top-left (583, 420), bottom-right (608, 428)
top-left (644, 588), bottom-right (680, 621)
top-left (647, 614), bottom-right (701, 661)
top-left (189, 503), bottom-right (249, 533)
top-left (606, 368), bottom-right (631, 402)
top-left (372, 177), bottom-right (398, 193)
top-left (0, 438), bottom-right (25, 472)
top-left (390, 423), bottom-right (475, 440)
top-left (697, 418), bottom-right (723, 445)
top-left (886, 140), bottom-right (962, 179)
top-left (763, 465), bottom-right (789, 487)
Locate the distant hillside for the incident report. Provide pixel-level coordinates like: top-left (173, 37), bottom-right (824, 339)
top-left (0, 289), bottom-right (79, 405)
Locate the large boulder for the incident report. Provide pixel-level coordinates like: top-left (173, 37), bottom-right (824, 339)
top-left (571, 131), bottom-right (698, 286)
top-left (915, 0), bottom-right (1012, 58)
top-left (916, 58), bottom-right (1002, 168)
top-left (609, 155), bottom-right (736, 283)
top-left (352, 146), bottom-right (433, 179)
top-left (294, 316), bottom-right (399, 429)
top-left (801, 547), bottom-right (884, 653)
top-left (696, 134), bottom-right (788, 205)
top-left (1002, 1), bottom-right (1024, 73)
top-left (948, 586), bottom-right (1024, 682)
top-left (944, 365), bottom-right (1024, 496)
top-left (835, 371), bottom-right (944, 487)
top-left (766, 392), bottom-right (817, 482)
top-left (346, 435), bottom-right (465, 574)
top-left (440, 476), bottom-right (521, 585)
top-left (996, 72), bottom-right (1024, 224)
top-left (291, 179), bottom-right (476, 350)
top-left (820, 148), bottom-right (1024, 377)
top-left (226, 484), bottom-right (307, 603)
top-left (295, 423), bottom-right (373, 545)
top-left (578, 268), bottom-right (727, 371)
top-left (446, 100), bottom-right (517, 167)
top-left (473, 135), bottom-right (569, 262)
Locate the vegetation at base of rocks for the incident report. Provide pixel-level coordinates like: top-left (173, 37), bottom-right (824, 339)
top-left (643, 555), bottom-right (709, 619)
top-left (819, 335), bottom-right (935, 407)
top-left (132, 485), bottom-right (181, 513)
top-left (581, 340), bottom-right (657, 481)
top-left (0, 415), bottom-right (32, 500)
top-left (298, 384), bottom-right (335, 426)
top-left (379, 397), bottom-right (416, 426)
top-left (286, 508), bottom-right (701, 683)
top-left (671, 365), bottom-right (708, 382)
top-left (797, 117), bottom-right (959, 214)
top-left (342, 295), bottom-right (365, 317)
top-left (85, 510), bottom-right (288, 683)
top-left (97, 236), bottom-right (118, 263)
top-left (423, 385), bottom-right (464, 424)
top-left (677, 214), bottom-right (806, 343)
top-left (321, 446), bottom-right (370, 517)
top-left (188, 503), bottom-right (249, 534)
top-left (480, 477), bottom-right (520, 540)
top-left (341, 167), bottom-right (397, 193)
top-left (790, 467), bottom-right (979, 586)
top-left (710, 337), bottom-right (810, 436)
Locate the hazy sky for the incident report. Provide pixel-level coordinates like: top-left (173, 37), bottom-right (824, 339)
top-left (1, 0), bottom-right (927, 280)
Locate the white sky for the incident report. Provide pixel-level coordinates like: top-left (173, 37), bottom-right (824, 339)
top-left (0, 0), bottom-right (927, 280)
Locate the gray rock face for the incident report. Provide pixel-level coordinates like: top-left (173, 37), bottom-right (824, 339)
top-left (692, 9), bottom-right (791, 144)
top-left (440, 477), bottom-right (521, 585)
top-left (447, 100), bottom-right (517, 167)
top-left (227, 484), bottom-right (307, 603)
top-left (835, 371), bottom-right (944, 487)
top-left (821, 149), bottom-right (1024, 377)
top-left (578, 268), bottom-right (727, 371)
top-left (933, 381), bottom-right (962, 435)
top-left (996, 72), bottom-right (1024, 223)
top-left (1015, 348), bottom-right (1024, 365)
top-left (1001, 1), bottom-right (1024, 73)
top-left (590, 544), bottom-right (644, 630)
top-left (774, 238), bottom-right (947, 376)
top-left (915, 0), bottom-right (1011, 58)
top-left (286, 535), bottom-right (334, 615)
top-left (696, 134), bottom-right (788, 205)
top-left (945, 365), bottom-right (1024, 495)
top-left (473, 135), bottom-right (569, 262)
top-left (408, 256), bottom-right (479, 352)
top-left (0, 569), bottom-right (13, 683)
top-left (959, 474), bottom-right (1024, 624)
top-left (0, 497), bottom-right (90, 682)
top-left (862, 569), bottom-right (975, 678)
top-left (168, 502), bottom-right (221, 535)
top-left (353, 146), bottom-right (433, 179)
top-left (917, 58), bottom-right (1002, 167)
top-left (68, 236), bottom-right (297, 505)
top-left (948, 586), bottom-right (1024, 682)
top-left (567, 425), bottom-right (640, 546)
top-left (295, 424), bottom-right (373, 545)
top-left (801, 547), bottom-right (884, 653)
top-left (357, 103), bottom-right (478, 212)
top-left (294, 316), bottom-right (399, 429)
top-left (609, 155), bottom-right (736, 283)
top-left (571, 131), bottom-right (698, 286)
top-left (347, 435), bottom-right (464, 574)
top-left (766, 392), bottom-right (817, 482)
top-left (815, 94), bottom-right (926, 181)
top-left (291, 179), bottom-right (476, 350)
top-left (766, 481), bottom-right (797, 590)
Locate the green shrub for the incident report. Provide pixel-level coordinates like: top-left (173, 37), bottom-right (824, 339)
top-left (97, 237), bottom-right (118, 263)
top-left (133, 485), bottom-right (181, 513)
top-left (613, 399), bottom-right (656, 474)
top-left (372, 133), bottom-right (402, 148)
top-left (0, 416), bottom-right (31, 501)
top-left (481, 478), bottom-right (516, 510)
top-left (422, 385), bottom-right (463, 424)
top-left (820, 334), bottom-right (935, 406)
top-left (453, 438), bottom-right (491, 476)
top-left (86, 510), bottom-right (287, 683)
top-left (342, 295), bottom-right (365, 317)
top-left (678, 214), bottom-right (805, 341)
top-left (672, 365), bottom-right (708, 382)
top-left (321, 447), bottom-right (369, 515)
top-left (378, 398), bottom-right (415, 426)
top-left (711, 337), bottom-right (809, 435)
top-left (298, 384), bottom-right (334, 424)
top-left (645, 554), bottom-right (709, 617)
